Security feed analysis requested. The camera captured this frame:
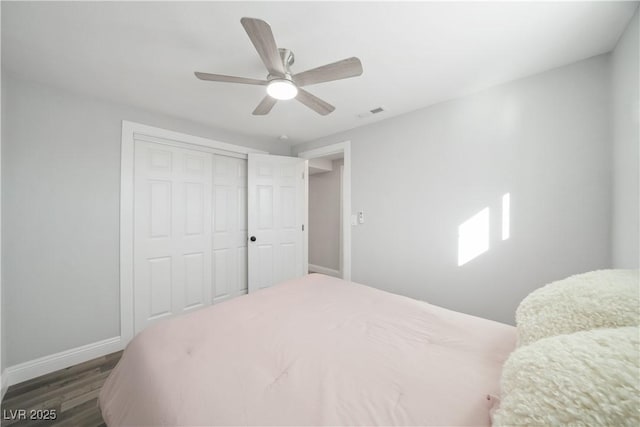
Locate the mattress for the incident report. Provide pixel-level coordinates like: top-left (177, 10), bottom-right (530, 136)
top-left (99, 274), bottom-right (515, 426)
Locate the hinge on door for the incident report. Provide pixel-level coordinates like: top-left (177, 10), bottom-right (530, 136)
top-left (302, 171), bottom-right (305, 180)
top-left (302, 224), bottom-right (305, 231)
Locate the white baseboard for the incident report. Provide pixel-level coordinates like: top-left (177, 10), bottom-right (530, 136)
top-left (1, 370), bottom-right (8, 401)
top-left (4, 336), bottom-right (123, 388)
top-left (308, 264), bottom-right (341, 278)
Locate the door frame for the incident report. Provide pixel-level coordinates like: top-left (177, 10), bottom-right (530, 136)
top-left (297, 141), bottom-right (352, 281)
top-left (120, 121), bottom-right (266, 344)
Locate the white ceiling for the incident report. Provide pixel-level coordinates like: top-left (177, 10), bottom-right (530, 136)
top-left (2, 1), bottom-right (637, 147)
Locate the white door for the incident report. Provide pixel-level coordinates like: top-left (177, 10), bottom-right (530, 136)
top-left (247, 153), bottom-right (308, 292)
top-left (134, 141), bottom-right (213, 333)
top-left (212, 155), bottom-right (248, 302)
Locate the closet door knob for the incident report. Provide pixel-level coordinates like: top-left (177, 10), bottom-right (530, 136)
top-left (250, 236), bottom-right (257, 242)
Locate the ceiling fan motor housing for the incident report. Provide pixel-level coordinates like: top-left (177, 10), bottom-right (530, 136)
top-left (279, 48), bottom-right (295, 69)
top-left (269, 48), bottom-right (296, 83)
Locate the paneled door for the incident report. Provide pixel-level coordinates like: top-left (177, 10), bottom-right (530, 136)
top-left (212, 155), bottom-right (248, 302)
top-left (247, 153), bottom-right (308, 292)
top-left (134, 141), bottom-right (213, 333)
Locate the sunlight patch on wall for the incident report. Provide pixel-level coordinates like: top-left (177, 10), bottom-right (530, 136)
top-left (502, 193), bottom-right (510, 240)
top-left (457, 207), bottom-right (490, 266)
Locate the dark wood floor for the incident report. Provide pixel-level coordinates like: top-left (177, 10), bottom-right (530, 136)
top-left (1, 351), bottom-right (122, 427)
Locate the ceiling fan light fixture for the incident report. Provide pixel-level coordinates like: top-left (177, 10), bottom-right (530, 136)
top-left (267, 79), bottom-right (298, 100)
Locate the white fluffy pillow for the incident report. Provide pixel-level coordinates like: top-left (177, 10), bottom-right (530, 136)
top-left (493, 326), bottom-right (640, 427)
top-left (516, 269), bottom-right (639, 346)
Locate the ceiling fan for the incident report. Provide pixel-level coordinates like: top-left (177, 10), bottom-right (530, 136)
top-left (194, 17), bottom-right (363, 116)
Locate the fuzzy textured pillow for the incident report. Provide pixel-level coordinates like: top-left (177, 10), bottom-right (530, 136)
top-left (493, 326), bottom-right (640, 427)
top-left (516, 269), bottom-right (639, 346)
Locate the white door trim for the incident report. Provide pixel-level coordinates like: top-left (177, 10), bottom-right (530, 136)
top-left (120, 121), bottom-right (266, 344)
top-left (297, 141), bottom-right (352, 281)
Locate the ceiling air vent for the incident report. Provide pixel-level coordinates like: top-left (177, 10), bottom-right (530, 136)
top-left (358, 106), bottom-right (386, 119)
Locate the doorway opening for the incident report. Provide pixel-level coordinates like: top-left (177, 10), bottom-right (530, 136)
top-left (298, 142), bottom-right (351, 280)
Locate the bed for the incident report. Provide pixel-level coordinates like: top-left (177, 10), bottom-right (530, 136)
top-left (99, 274), bottom-right (516, 426)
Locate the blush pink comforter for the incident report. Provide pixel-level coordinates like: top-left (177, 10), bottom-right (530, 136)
top-left (99, 274), bottom-right (515, 426)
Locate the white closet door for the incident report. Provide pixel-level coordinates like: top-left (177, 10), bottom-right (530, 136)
top-left (247, 153), bottom-right (308, 292)
top-left (134, 141), bottom-right (213, 333)
top-left (212, 155), bottom-right (248, 302)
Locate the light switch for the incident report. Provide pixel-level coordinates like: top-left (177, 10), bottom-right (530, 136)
top-left (358, 211), bottom-right (365, 224)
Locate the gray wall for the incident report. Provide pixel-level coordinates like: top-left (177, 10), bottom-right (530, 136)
top-left (294, 55), bottom-right (612, 325)
top-left (1, 72), bottom-right (289, 366)
top-left (0, 8), bottom-right (4, 373)
top-left (309, 159), bottom-right (343, 271)
top-left (611, 8), bottom-right (639, 268)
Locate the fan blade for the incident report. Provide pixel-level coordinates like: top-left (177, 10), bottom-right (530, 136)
top-left (194, 72), bottom-right (267, 85)
top-left (296, 89), bottom-right (335, 115)
top-left (293, 57), bottom-right (363, 87)
top-left (252, 96), bottom-right (277, 115)
top-left (240, 17), bottom-right (285, 77)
